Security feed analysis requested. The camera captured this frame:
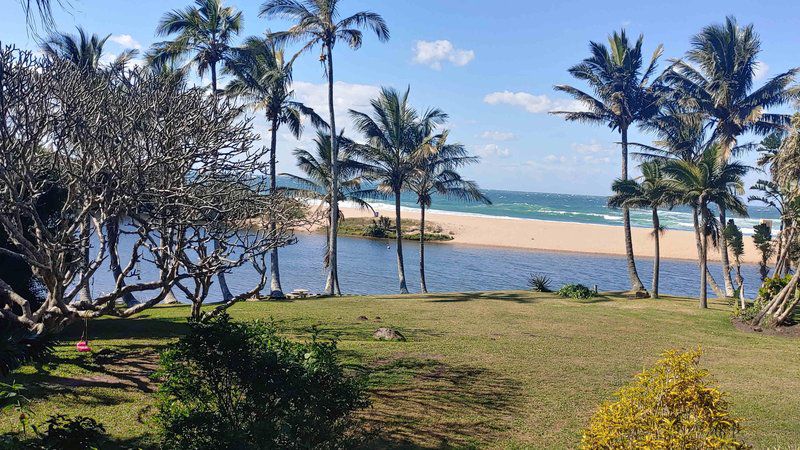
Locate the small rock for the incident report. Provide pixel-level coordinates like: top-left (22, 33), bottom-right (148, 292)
top-left (753, 326), bottom-right (763, 332)
top-left (373, 328), bottom-right (406, 341)
top-left (374, 316), bottom-right (382, 321)
top-left (357, 315), bottom-right (369, 321)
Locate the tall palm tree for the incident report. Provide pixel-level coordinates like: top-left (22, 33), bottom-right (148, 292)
top-left (149, 0), bottom-right (243, 95)
top-left (350, 87), bottom-right (446, 294)
top-left (663, 145), bottom-right (748, 308)
top-left (149, 0), bottom-right (242, 301)
top-left (608, 162), bottom-right (674, 298)
top-left (633, 109), bottom-right (729, 298)
top-left (260, 0), bottom-right (389, 295)
top-left (552, 29), bottom-right (666, 296)
top-left (281, 131), bottom-right (375, 294)
top-left (225, 36), bottom-right (324, 298)
top-left (667, 16), bottom-right (798, 296)
top-left (410, 131), bottom-right (490, 293)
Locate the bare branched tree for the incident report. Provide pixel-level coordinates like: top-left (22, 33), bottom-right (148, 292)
top-left (0, 44), bottom-right (305, 332)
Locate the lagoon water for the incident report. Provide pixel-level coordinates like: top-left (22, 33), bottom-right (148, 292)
top-left (93, 231), bottom-right (763, 301)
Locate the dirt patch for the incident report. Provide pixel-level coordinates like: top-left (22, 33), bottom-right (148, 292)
top-left (732, 318), bottom-right (800, 338)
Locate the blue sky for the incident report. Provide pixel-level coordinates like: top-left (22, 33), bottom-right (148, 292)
top-left (3, 0), bottom-right (800, 194)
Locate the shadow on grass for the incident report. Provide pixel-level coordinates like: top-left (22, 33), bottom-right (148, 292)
top-left (356, 356), bottom-right (522, 449)
top-left (422, 291), bottom-right (542, 304)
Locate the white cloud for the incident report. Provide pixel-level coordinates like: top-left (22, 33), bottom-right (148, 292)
top-left (109, 34), bottom-right (142, 50)
top-left (754, 61), bottom-right (769, 81)
top-left (475, 144), bottom-right (511, 158)
top-left (290, 80), bottom-right (381, 133)
top-left (480, 130), bottom-right (516, 141)
top-left (412, 40), bottom-right (475, 70)
top-left (483, 90), bottom-right (585, 113)
top-left (572, 141), bottom-right (614, 155)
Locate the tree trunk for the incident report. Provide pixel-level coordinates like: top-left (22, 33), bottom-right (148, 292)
top-left (395, 190), bottom-right (408, 294)
top-left (209, 62), bottom-right (233, 302)
top-left (324, 44), bottom-right (340, 296)
top-left (700, 229), bottom-right (708, 309)
top-left (420, 204), bottom-right (427, 293)
top-left (268, 118), bottom-right (284, 299)
top-left (691, 206), bottom-right (725, 298)
top-left (106, 216), bottom-right (137, 307)
top-left (620, 126), bottom-right (646, 294)
top-left (753, 269), bottom-right (800, 326)
top-left (718, 208), bottom-right (735, 297)
top-left (651, 208), bottom-right (660, 299)
top-left (78, 216), bottom-right (92, 304)
top-left (700, 200), bottom-right (709, 309)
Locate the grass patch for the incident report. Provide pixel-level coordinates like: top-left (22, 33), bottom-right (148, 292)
top-left (1, 292), bottom-right (798, 448)
top-left (336, 216), bottom-right (454, 241)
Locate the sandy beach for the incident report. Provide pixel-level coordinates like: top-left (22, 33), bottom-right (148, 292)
top-left (306, 205), bottom-right (764, 265)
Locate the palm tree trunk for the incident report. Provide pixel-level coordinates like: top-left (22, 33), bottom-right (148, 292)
top-left (210, 62), bottom-right (233, 302)
top-left (395, 190), bottom-right (409, 294)
top-left (700, 230), bottom-right (708, 309)
top-left (420, 204), bottom-right (427, 293)
top-left (718, 208), bottom-right (735, 297)
top-left (620, 127), bottom-right (646, 294)
top-left (651, 207), bottom-right (660, 299)
top-left (692, 205), bottom-right (725, 298)
top-left (700, 199), bottom-right (709, 309)
top-left (268, 118), bottom-right (284, 299)
top-left (324, 44), bottom-right (340, 296)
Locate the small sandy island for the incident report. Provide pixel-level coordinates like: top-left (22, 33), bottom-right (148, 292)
top-left (301, 205), bottom-right (764, 265)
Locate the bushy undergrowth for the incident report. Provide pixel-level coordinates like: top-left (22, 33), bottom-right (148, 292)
top-left (156, 314), bottom-right (369, 450)
top-left (581, 348), bottom-right (748, 449)
top-left (756, 274), bottom-right (791, 303)
top-left (557, 283), bottom-right (595, 299)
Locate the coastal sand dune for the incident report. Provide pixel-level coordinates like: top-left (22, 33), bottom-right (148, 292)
top-left (313, 205), bottom-right (765, 265)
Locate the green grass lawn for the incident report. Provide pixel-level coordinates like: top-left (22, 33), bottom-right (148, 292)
top-left (2, 291), bottom-right (799, 449)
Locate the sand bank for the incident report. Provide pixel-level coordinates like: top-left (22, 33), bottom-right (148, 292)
top-left (304, 205), bottom-right (764, 265)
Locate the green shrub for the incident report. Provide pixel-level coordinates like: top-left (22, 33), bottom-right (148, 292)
top-left (756, 274), bottom-right (792, 302)
top-left (156, 314), bottom-right (369, 450)
top-left (527, 274), bottom-right (552, 292)
top-left (557, 283), bottom-right (595, 299)
top-left (32, 414), bottom-right (108, 450)
top-left (581, 348), bottom-right (748, 449)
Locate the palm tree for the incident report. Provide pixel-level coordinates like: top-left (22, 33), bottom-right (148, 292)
top-left (260, 0), bottom-right (389, 295)
top-left (410, 131), bottom-right (490, 293)
top-left (663, 145), bottom-right (748, 308)
top-left (282, 131), bottom-right (375, 294)
top-left (225, 36), bottom-right (324, 298)
top-left (608, 162), bottom-right (674, 298)
top-left (666, 16), bottom-right (798, 297)
top-left (350, 87), bottom-right (446, 294)
top-left (552, 29), bottom-right (666, 296)
top-left (41, 27), bottom-right (112, 70)
top-left (633, 110), bottom-right (730, 298)
top-left (149, 0), bottom-right (242, 301)
top-left (149, 0), bottom-right (243, 96)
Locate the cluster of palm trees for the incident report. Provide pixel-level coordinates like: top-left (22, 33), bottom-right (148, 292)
top-left (555, 17), bottom-right (799, 308)
top-left (38, 0), bottom-right (487, 297)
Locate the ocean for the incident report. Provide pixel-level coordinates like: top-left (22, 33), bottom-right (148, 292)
top-left (365, 188), bottom-right (781, 236)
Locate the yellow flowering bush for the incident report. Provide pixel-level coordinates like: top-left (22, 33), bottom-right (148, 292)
top-left (581, 348), bottom-right (748, 449)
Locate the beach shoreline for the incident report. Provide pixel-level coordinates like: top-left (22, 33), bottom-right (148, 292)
top-left (304, 204), bottom-right (765, 265)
